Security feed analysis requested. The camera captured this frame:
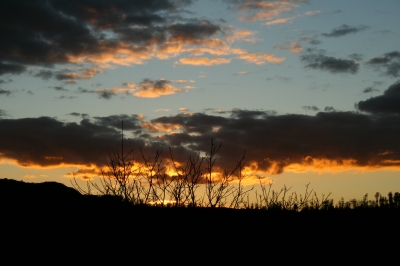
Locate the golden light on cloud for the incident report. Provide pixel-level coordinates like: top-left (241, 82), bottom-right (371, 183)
top-left (236, 52), bottom-right (285, 65)
top-left (238, 2), bottom-right (297, 22)
top-left (176, 57), bottom-right (231, 66)
top-left (141, 122), bottom-right (184, 133)
top-left (62, 67), bottom-right (102, 79)
top-left (266, 17), bottom-right (293, 25)
top-left (69, 43), bottom-right (154, 66)
top-left (174, 79), bottom-right (195, 84)
top-left (134, 80), bottom-right (186, 98)
top-left (227, 29), bottom-right (260, 43)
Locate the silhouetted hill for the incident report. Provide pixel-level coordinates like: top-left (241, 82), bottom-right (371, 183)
top-left (0, 178), bottom-right (399, 264)
top-left (0, 178), bottom-right (82, 206)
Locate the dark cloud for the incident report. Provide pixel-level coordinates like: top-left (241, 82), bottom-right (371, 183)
top-left (357, 82), bottom-right (400, 114)
top-left (0, 79), bottom-right (12, 84)
top-left (96, 90), bottom-right (116, 100)
top-left (93, 115), bottom-right (142, 130)
top-left (301, 52), bottom-right (359, 74)
top-left (168, 20), bottom-right (220, 41)
top-left (76, 87), bottom-right (118, 99)
top-left (0, 89), bottom-right (11, 96)
top-left (0, 115), bottom-right (193, 168)
top-left (58, 95), bottom-right (77, 100)
top-left (362, 86), bottom-right (379, 94)
top-left (0, 0), bottom-right (220, 75)
top-left (366, 51), bottom-right (400, 77)
top-left (53, 86), bottom-right (68, 92)
top-left (0, 63), bottom-right (26, 75)
top-left (302, 106), bottom-right (319, 111)
top-left (321, 24), bottom-right (368, 37)
top-left (34, 70), bottom-right (54, 80)
top-left (0, 109), bottom-right (8, 117)
top-left (68, 112), bottom-right (81, 117)
top-left (299, 36), bottom-right (321, 45)
top-left (151, 110), bottom-right (400, 174)
top-left (324, 106), bottom-right (336, 112)
top-left (2, 110), bottom-right (400, 175)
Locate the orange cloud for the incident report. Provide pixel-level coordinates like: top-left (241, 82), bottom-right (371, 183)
top-left (266, 10), bottom-right (321, 25)
top-left (174, 80), bottom-right (195, 84)
top-left (266, 17), bottom-right (293, 25)
top-left (226, 29), bottom-right (260, 43)
top-left (233, 50), bottom-right (285, 65)
top-left (57, 67), bottom-right (103, 81)
top-left (176, 57), bottom-right (231, 66)
top-left (69, 43), bottom-right (154, 66)
top-left (238, 2), bottom-right (297, 22)
top-left (141, 122), bottom-right (184, 133)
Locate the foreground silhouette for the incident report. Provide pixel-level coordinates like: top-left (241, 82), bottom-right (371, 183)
top-left (1, 178), bottom-right (399, 264)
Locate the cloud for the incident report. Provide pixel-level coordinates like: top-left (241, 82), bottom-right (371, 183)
top-left (232, 49), bottom-right (284, 64)
top-left (299, 36), bottom-right (321, 45)
top-left (173, 80), bottom-right (195, 84)
top-left (348, 53), bottom-right (363, 61)
top-left (0, 115), bottom-right (152, 167)
top-left (357, 82), bottom-right (400, 114)
top-left (232, 1), bottom-right (300, 22)
top-left (58, 95), bottom-right (78, 100)
top-left (301, 52), bottom-right (359, 74)
top-left (176, 57), bottom-right (231, 66)
top-left (274, 41), bottom-right (302, 54)
top-left (149, 110), bottom-right (400, 174)
top-left (266, 10), bottom-right (320, 26)
top-left (56, 67), bottom-right (102, 81)
top-left (302, 106), bottom-right (319, 111)
top-left (322, 24), bottom-right (369, 37)
top-left (324, 106), bottom-right (336, 112)
top-left (0, 89), bottom-right (11, 96)
top-left (0, 79), bottom-right (12, 84)
top-left (366, 51), bottom-right (400, 77)
top-left (226, 29), bottom-right (260, 43)
top-left (78, 79), bottom-right (191, 99)
top-left (68, 112), bottom-right (81, 117)
top-left (3, 109), bottom-right (400, 177)
top-left (53, 86), bottom-right (68, 92)
top-left (362, 82), bottom-right (381, 94)
top-left (33, 69), bottom-right (54, 80)
top-left (234, 71), bottom-right (251, 75)
top-left (0, 1), bottom-right (225, 73)
top-left (266, 17), bottom-right (293, 25)
top-left (0, 109), bottom-right (8, 117)
top-left (134, 79), bottom-right (189, 98)
top-left (0, 63), bottom-right (26, 75)
top-left (362, 87), bottom-right (380, 93)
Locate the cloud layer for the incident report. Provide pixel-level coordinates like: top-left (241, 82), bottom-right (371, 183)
top-left (2, 107), bottom-right (400, 177)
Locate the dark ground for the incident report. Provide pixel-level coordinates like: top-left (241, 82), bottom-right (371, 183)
top-left (1, 179), bottom-right (399, 264)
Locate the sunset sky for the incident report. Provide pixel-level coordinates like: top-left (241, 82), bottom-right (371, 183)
top-left (1, 0), bottom-right (400, 202)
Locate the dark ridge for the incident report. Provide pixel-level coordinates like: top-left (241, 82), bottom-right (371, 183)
top-left (0, 178), bottom-right (82, 206)
top-left (0, 178), bottom-right (399, 264)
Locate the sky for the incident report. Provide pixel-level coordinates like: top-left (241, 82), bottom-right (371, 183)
top-left (1, 0), bottom-right (400, 202)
